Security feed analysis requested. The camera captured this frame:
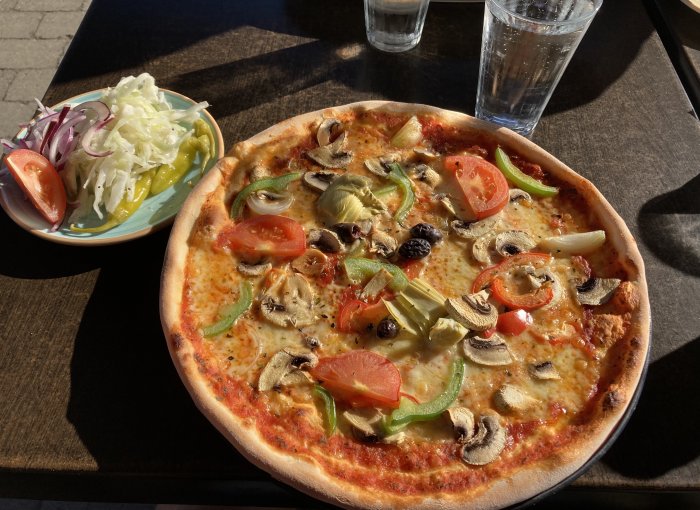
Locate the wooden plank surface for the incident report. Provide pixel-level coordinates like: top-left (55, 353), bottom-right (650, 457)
top-left (647, 0), bottom-right (700, 112)
top-left (0, 0), bottom-right (699, 504)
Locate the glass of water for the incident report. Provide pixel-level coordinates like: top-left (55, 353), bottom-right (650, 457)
top-left (364, 0), bottom-right (431, 53)
top-left (475, 0), bottom-right (603, 137)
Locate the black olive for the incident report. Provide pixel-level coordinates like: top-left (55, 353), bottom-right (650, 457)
top-left (398, 238), bottom-right (431, 260)
top-left (410, 223), bottom-right (443, 245)
top-left (376, 317), bottom-right (398, 339)
top-left (332, 223), bottom-right (362, 243)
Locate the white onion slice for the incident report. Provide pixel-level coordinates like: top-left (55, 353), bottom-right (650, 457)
top-left (246, 190), bottom-right (294, 215)
top-left (538, 230), bottom-right (606, 255)
top-left (391, 115), bottom-right (423, 148)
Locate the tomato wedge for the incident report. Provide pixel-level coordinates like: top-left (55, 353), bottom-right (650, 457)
top-left (4, 149), bottom-right (66, 224)
top-left (445, 155), bottom-right (509, 220)
top-left (310, 351), bottom-right (401, 409)
top-left (338, 299), bottom-right (388, 333)
top-left (337, 299), bottom-right (369, 332)
top-left (497, 309), bottom-right (533, 335)
top-left (217, 215), bottom-right (306, 259)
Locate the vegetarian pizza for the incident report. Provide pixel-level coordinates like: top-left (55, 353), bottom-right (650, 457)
top-left (160, 102), bottom-right (649, 509)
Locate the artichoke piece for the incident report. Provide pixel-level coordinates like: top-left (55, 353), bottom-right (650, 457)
top-left (383, 278), bottom-right (447, 338)
top-left (317, 174), bottom-right (387, 226)
top-left (429, 317), bottom-right (469, 345)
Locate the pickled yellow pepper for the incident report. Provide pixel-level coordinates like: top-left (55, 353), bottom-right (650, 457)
top-left (70, 169), bottom-right (155, 233)
top-left (151, 120), bottom-right (214, 195)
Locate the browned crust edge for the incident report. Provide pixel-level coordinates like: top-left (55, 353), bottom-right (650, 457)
top-left (160, 101), bottom-right (651, 510)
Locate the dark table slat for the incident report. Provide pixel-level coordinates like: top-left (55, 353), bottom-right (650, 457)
top-left (646, 0), bottom-right (700, 113)
top-left (1, 0), bottom-right (699, 506)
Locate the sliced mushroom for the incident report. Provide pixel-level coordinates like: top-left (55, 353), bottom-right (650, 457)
top-left (462, 335), bottom-right (513, 366)
top-left (260, 271), bottom-right (317, 327)
top-left (364, 153), bottom-right (401, 178)
top-left (303, 334), bottom-right (321, 350)
top-left (307, 131), bottom-right (353, 168)
top-left (575, 277), bottom-right (621, 306)
top-left (528, 361), bottom-right (561, 380)
top-left (445, 407), bottom-right (476, 443)
top-left (317, 118), bottom-right (342, 147)
top-left (331, 223), bottom-right (362, 244)
top-left (493, 384), bottom-right (539, 414)
top-left (237, 260), bottom-right (272, 276)
top-left (413, 147), bottom-right (440, 160)
top-left (364, 158), bottom-right (390, 178)
top-left (437, 193), bottom-right (458, 217)
top-left (292, 249), bottom-right (328, 277)
top-left (519, 266), bottom-right (562, 308)
top-left (519, 265), bottom-right (547, 289)
top-left (342, 409), bottom-right (384, 443)
top-left (450, 214), bottom-right (501, 240)
top-left (494, 230), bottom-right (536, 257)
top-left (472, 231), bottom-right (500, 265)
top-left (409, 164), bottom-right (442, 187)
top-left (461, 414), bottom-right (507, 466)
top-left (509, 188), bottom-right (532, 202)
top-left (446, 290), bottom-right (498, 331)
top-left (308, 228), bottom-right (343, 253)
top-left (303, 170), bottom-right (340, 192)
top-left (257, 349), bottom-right (318, 391)
top-left (369, 230), bottom-right (398, 258)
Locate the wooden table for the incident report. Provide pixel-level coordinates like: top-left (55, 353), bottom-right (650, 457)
top-left (1, 0), bottom-right (699, 507)
top-left (649, 0), bottom-right (700, 112)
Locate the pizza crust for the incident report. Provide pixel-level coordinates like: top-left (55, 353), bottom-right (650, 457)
top-left (160, 101), bottom-right (650, 510)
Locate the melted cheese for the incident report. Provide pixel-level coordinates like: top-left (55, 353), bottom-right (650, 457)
top-left (182, 112), bottom-right (628, 445)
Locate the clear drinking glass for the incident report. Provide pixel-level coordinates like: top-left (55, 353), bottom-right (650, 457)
top-left (475, 0), bottom-right (603, 137)
top-left (364, 0), bottom-right (431, 53)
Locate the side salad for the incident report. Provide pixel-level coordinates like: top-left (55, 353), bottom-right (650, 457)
top-left (0, 73), bottom-right (215, 233)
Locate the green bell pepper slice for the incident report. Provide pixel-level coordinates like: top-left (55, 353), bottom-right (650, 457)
top-left (494, 147), bottom-right (558, 197)
top-left (385, 357), bottom-right (465, 435)
top-left (385, 163), bottom-right (415, 223)
top-left (373, 183), bottom-right (399, 197)
top-left (229, 172), bottom-right (301, 218)
top-left (315, 385), bottom-right (337, 435)
top-left (202, 280), bottom-right (253, 337)
top-left (343, 257), bottom-right (409, 292)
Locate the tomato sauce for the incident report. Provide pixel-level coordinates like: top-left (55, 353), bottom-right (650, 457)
top-left (171, 107), bottom-right (643, 499)
top-left (179, 284), bottom-right (592, 496)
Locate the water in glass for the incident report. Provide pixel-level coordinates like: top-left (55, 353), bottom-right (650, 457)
top-left (476, 0), bottom-right (601, 136)
top-left (365, 0), bottom-right (430, 53)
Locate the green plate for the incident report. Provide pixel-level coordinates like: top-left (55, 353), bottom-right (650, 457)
top-left (0, 88), bottom-right (224, 246)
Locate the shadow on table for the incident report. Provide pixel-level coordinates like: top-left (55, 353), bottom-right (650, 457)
top-left (63, 228), bottom-right (252, 475)
top-left (0, 210), bottom-right (102, 278)
top-left (602, 336), bottom-right (700, 477)
top-left (542, 0), bottom-right (654, 116)
top-left (52, 0), bottom-right (652, 123)
top-left (637, 173), bottom-right (700, 277)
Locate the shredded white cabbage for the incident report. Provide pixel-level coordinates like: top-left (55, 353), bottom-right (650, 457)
top-left (64, 73), bottom-right (209, 220)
